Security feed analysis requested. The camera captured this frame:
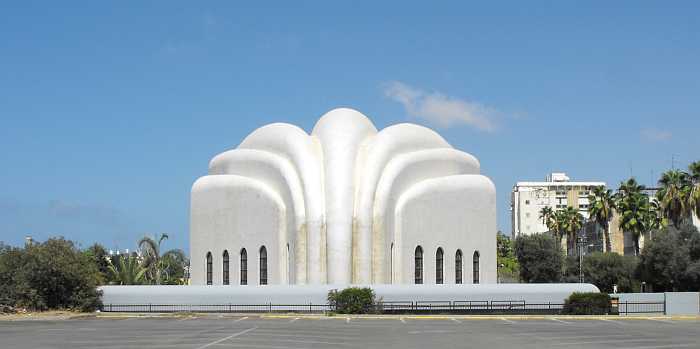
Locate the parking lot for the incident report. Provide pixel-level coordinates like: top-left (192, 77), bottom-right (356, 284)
top-left (1, 315), bottom-right (699, 349)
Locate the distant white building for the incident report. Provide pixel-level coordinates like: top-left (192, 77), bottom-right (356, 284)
top-left (511, 173), bottom-right (605, 239)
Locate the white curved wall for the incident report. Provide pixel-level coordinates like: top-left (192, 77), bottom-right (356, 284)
top-left (190, 108), bottom-right (498, 286)
top-left (394, 175), bottom-right (497, 285)
top-left (191, 175), bottom-right (285, 286)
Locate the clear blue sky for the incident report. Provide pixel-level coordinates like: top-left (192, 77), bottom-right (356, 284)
top-left (1, 1), bottom-right (698, 253)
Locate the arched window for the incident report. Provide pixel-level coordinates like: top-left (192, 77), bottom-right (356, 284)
top-left (240, 248), bottom-right (248, 285)
top-left (455, 249), bottom-right (463, 284)
top-left (473, 251), bottom-right (480, 284)
top-left (222, 250), bottom-right (229, 285)
top-left (436, 247), bottom-right (444, 284)
top-left (414, 246), bottom-right (423, 284)
top-left (259, 246), bottom-right (268, 285)
top-left (206, 252), bottom-right (213, 285)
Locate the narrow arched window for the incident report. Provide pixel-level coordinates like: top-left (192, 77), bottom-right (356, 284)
top-left (473, 251), bottom-right (480, 284)
top-left (455, 249), bottom-right (463, 284)
top-left (436, 247), bottom-right (444, 284)
top-left (240, 248), bottom-right (248, 285)
top-left (222, 250), bottom-right (229, 285)
top-left (206, 252), bottom-right (213, 285)
top-left (414, 246), bottom-right (423, 284)
top-left (259, 246), bottom-right (268, 285)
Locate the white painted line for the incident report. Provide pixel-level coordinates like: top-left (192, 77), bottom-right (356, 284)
top-left (648, 318), bottom-right (674, 324)
top-left (195, 327), bottom-right (257, 349)
top-left (247, 333), bottom-right (354, 341)
top-left (400, 317), bottom-right (406, 324)
top-left (552, 338), bottom-right (663, 346)
top-left (599, 318), bottom-right (624, 325)
top-left (236, 338), bottom-right (350, 346)
top-left (500, 317), bottom-right (515, 324)
top-left (450, 318), bottom-right (462, 324)
top-left (288, 317), bottom-right (299, 323)
top-left (346, 317), bottom-right (350, 323)
top-left (233, 317), bottom-right (248, 322)
top-left (549, 317), bottom-right (571, 324)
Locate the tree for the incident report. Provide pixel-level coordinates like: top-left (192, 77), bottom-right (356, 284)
top-left (580, 253), bottom-right (638, 293)
top-left (539, 206), bottom-right (555, 228)
top-left (616, 178), bottom-right (651, 256)
top-left (637, 223), bottom-right (700, 291)
top-left (657, 170), bottom-right (692, 228)
top-left (138, 233), bottom-right (187, 285)
top-left (561, 206), bottom-right (584, 255)
top-left (688, 161), bottom-right (700, 221)
top-left (83, 243), bottom-right (111, 285)
top-left (0, 238), bottom-right (102, 311)
top-left (588, 187), bottom-right (616, 252)
top-left (497, 232), bottom-right (519, 283)
top-left (108, 255), bottom-right (146, 285)
top-left (515, 233), bottom-right (563, 283)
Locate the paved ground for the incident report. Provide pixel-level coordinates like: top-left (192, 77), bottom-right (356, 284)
top-left (1, 315), bottom-right (699, 349)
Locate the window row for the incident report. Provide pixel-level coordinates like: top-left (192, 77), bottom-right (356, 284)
top-left (414, 246), bottom-right (479, 284)
top-left (205, 246), bottom-right (267, 286)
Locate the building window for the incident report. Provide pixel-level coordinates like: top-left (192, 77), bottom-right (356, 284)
top-left (259, 246), bottom-right (268, 285)
top-left (455, 249), bottom-right (463, 284)
top-left (436, 247), bottom-right (444, 284)
top-left (525, 200), bottom-right (530, 205)
top-left (222, 250), bottom-right (229, 285)
top-left (240, 248), bottom-right (247, 285)
top-left (473, 251), bottom-right (480, 284)
top-left (206, 252), bottom-right (213, 285)
top-left (414, 246), bottom-right (423, 284)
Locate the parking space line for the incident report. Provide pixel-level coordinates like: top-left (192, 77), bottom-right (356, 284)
top-left (450, 318), bottom-right (462, 324)
top-left (233, 317), bottom-right (248, 322)
top-left (500, 317), bottom-right (515, 324)
top-left (247, 333), bottom-right (354, 341)
top-left (236, 338), bottom-right (350, 346)
top-left (195, 327), bottom-right (257, 349)
top-left (549, 318), bottom-right (571, 324)
top-left (346, 317), bottom-right (350, 324)
top-left (648, 318), bottom-right (674, 324)
top-left (600, 318), bottom-right (624, 325)
top-left (288, 317), bottom-right (299, 323)
top-left (400, 317), bottom-right (406, 324)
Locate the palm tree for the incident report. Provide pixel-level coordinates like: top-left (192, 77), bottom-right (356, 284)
top-left (688, 161), bottom-right (700, 221)
top-left (657, 170), bottom-right (691, 228)
top-left (550, 210), bottom-right (567, 246)
top-left (588, 186), bottom-right (616, 252)
top-left (539, 206), bottom-right (555, 227)
top-left (615, 179), bottom-right (651, 256)
top-left (108, 256), bottom-right (146, 285)
top-left (138, 233), bottom-right (187, 285)
top-left (561, 206), bottom-right (584, 255)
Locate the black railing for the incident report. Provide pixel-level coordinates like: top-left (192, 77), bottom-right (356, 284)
top-left (100, 300), bottom-right (665, 315)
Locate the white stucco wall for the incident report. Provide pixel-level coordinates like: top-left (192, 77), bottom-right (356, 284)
top-left (190, 108), bottom-right (498, 286)
top-left (394, 175), bottom-right (497, 285)
top-left (190, 175), bottom-right (285, 286)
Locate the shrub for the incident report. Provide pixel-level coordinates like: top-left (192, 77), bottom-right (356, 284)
top-left (562, 292), bottom-right (611, 315)
top-left (327, 287), bottom-right (376, 314)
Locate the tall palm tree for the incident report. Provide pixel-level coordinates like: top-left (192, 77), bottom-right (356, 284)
top-left (657, 170), bottom-right (691, 228)
top-left (561, 206), bottom-right (584, 255)
top-left (550, 210), bottom-right (567, 246)
top-left (588, 186), bottom-right (616, 252)
top-left (615, 179), bottom-right (651, 256)
top-left (138, 233), bottom-right (187, 285)
top-left (108, 256), bottom-right (146, 285)
top-left (688, 161), bottom-right (700, 221)
top-left (539, 206), bottom-right (555, 227)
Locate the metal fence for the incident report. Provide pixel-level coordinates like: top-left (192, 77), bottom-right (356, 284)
top-left (100, 300), bottom-right (665, 315)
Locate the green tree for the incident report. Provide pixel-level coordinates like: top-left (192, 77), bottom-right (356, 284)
top-left (515, 233), bottom-right (563, 283)
top-left (561, 206), bottom-right (584, 255)
top-left (687, 161), bottom-right (700, 221)
top-left (581, 253), bottom-right (638, 293)
top-left (657, 170), bottom-right (692, 228)
top-left (616, 178), bottom-right (651, 256)
top-left (0, 238), bottom-right (102, 311)
top-left (539, 206), bottom-right (555, 227)
top-left (588, 187), bottom-right (616, 252)
top-left (108, 255), bottom-right (146, 285)
top-left (497, 232), bottom-right (519, 283)
top-left (83, 243), bottom-right (111, 285)
top-left (637, 223), bottom-right (700, 291)
top-left (138, 233), bottom-right (187, 285)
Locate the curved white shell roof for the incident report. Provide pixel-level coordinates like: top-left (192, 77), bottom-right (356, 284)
top-left (192, 108), bottom-right (496, 285)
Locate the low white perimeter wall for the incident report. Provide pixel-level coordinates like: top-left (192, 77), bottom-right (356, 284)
top-left (100, 284), bottom-right (598, 308)
top-left (614, 292), bottom-right (700, 315)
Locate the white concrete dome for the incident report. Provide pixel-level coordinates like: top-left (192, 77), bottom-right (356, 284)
top-left (190, 108), bottom-right (497, 286)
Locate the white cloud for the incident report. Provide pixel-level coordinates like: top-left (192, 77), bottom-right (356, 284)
top-left (383, 81), bottom-right (497, 132)
top-left (641, 128), bottom-right (672, 142)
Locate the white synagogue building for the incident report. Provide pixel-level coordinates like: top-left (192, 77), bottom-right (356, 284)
top-left (190, 108), bottom-right (497, 286)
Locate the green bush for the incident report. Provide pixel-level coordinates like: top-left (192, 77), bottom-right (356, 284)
top-left (562, 292), bottom-right (611, 315)
top-left (515, 233), bottom-right (563, 283)
top-left (327, 287), bottom-right (376, 314)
